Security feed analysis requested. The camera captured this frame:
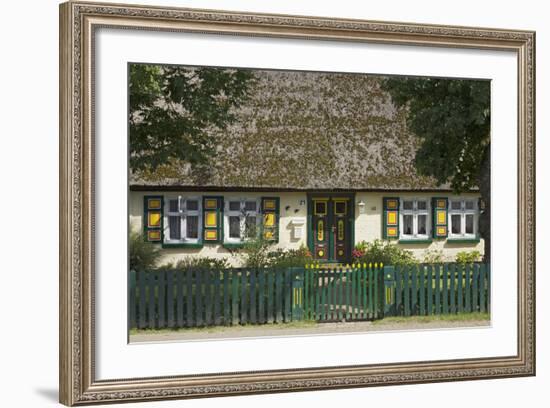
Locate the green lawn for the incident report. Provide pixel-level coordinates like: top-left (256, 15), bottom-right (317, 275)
top-left (371, 312), bottom-right (490, 325)
top-left (130, 319), bottom-right (318, 335)
top-left (130, 313), bottom-right (490, 335)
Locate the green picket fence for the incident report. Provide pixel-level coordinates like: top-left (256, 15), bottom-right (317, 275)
top-left (383, 263), bottom-right (490, 317)
top-left (303, 264), bottom-right (384, 322)
top-left (129, 263), bottom-right (490, 330)
top-left (129, 268), bottom-right (299, 329)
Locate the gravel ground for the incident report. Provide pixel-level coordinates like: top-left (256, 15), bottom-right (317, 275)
top-left (130, 319), bottom-right (490, 343)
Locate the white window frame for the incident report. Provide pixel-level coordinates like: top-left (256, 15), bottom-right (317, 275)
top-left (448, 198), bottom-right (478, 239)
top-left (399, 198), bottom-right (431, 240)
top-left (224, 197), bottom-right (260, 244)
top-left (163, 195), bottom-right (202, 244)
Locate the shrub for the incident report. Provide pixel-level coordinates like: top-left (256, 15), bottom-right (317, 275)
top-left (455, 250), bottom-right (482, 264)
top-left (422, 249), bottom-right (444, 264)
top-left (168, 256), bottom-right (231, 270)
top-left (129, 231), bottom-right (162, 271)
top-left (267, 244), bottom-right (313, 268)
top-left (239, 234), bottom-right (276, 269)
top-left (352, 239), bottom-right (416, 266)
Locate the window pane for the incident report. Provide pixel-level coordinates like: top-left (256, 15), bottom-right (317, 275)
top-left (168, 216), bottom-right (181, 240)
top-left (244, 201), bottom-right (257, 212)
top-left (403, 214), bottom-right (413, 235)
top-left (451, 201), bottom-right (461, 210)
top-left (417, 200), bottom-right (427, 210)
top-left (403, 201), bottom-right (413, 210)
top-left (418, 214), bottom-right (427, 235)
top-left (315, 201), bottom-right (326, 215)
top-left (335, 201), bottom-right (346, 214)
top-left (187, 200), bottom-right (199, 211)
top-left (451, 214), bottom-right (461, 234)
top-left (186, 215), bottom-right (199, 239)
top-left (465, 214), bottom-right (474, 234)
top-left (245, 216), bottom-right (257, 238)
top-left (465, 200), bottom-right (475, 210)
top-left (169, 199), bottom-right (178, 212)
top-left (229, 201), bottom-right (240, 212)
top-left (229, 216), bottom-right (241, 238)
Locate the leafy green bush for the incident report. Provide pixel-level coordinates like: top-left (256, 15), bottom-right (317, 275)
top-left (129, 231), bottom-right (162, 271)
top-left (267, 244), bottom-right (313, 268)
top-left (169, 256), bottom-right (231, 270)
top-left (352, 239), bottom-right (417, 266)
top-left (455, 250), bottom-right (482, 264)
top-left (422, 249), bottom-right (444, 264)
top-left (239, 233), bottom-right (312, 268)
top-left (239, 234), bottom-right (276, 269)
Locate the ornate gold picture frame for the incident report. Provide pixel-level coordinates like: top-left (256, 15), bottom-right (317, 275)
top-left (59, 1), bottom-right (535, 405)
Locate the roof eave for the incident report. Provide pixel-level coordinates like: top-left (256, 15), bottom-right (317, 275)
top-left (128, 184), bottom-right (479, 193)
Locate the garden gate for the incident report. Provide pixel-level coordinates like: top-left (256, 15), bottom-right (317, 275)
top-left (301, 264), bottom-right (384, 322)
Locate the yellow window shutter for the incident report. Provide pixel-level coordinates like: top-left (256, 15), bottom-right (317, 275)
top-left (261, 197), bottom-right (280, 242)
top-left (382, 197), bottom-right (399, 239)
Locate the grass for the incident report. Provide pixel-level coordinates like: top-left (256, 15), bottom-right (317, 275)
top-left (372, 312), bottom-right (490, 325)
top-left (131, 313), bottom-right (490, 335)
top-left (130, 319), bottom-right (318, 335)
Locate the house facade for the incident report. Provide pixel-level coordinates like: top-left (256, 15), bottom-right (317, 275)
top-left (129, 69), bottom-right (485, 266)
top-left (130, 189), bottom-right (483, 266)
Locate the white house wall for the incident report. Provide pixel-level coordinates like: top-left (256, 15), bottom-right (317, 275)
top-left (354, 191), bottom-right (484, 262)
top-left (130, 191), bottom-right (308, 267)
top-left (130, 191), bottom-right (484, 267)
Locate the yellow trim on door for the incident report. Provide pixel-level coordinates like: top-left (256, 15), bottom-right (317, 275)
top-left (333, 199), bottom-right (348, 216)
top-left (313, 200), bottom-right (328, 216)
top-left (337, 219), bottom-right (344, 240)
top-left (317, 219), bottom-right (324, 241)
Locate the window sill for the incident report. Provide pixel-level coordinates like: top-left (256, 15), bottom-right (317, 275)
top-left (162, 242), bottom-right (204, 249)
top-left (398, 239), bottom-right (432, 244)
top-left (223, 243), bottom-right (245, 249)
top-left (447, 237), bottom-right (480, 243)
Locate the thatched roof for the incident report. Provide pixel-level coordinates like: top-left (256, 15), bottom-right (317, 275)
top-left (130, 69), bottom-right (452, 191)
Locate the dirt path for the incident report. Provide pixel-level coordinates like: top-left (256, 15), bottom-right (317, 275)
top-left (130, 319), bottom-right (490, 343)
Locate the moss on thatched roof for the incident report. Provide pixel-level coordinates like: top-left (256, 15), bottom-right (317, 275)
top-left (130, 69), bottom-right (451, 191)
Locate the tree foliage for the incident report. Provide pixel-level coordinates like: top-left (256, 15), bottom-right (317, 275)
top-left (381, 77), bottom-right (490, 192)
top-left (129, 64), bottom-right (255, 172)
top-left (382, 76), bottom-right (491, 262)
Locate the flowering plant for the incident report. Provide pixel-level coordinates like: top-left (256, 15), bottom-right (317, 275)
top-left (351, 240), bottom-right (417, 266)
top-left (351, 249), bottom-right (365, 260)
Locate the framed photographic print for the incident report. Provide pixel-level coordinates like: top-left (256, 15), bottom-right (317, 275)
top-left (59, 1), bottom-right (535, 405)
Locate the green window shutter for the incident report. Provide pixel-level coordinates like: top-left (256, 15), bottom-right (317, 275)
top-left (432, 197), bottom-right (448, 238)
top-left (203, 196), bottom-right (223, 243)
top-left (144, 195), bottom-right (163, 242)
top-left (382, 197), bottom-right (399, 240)
top-left (261, 197), bottom-right (280, 242)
